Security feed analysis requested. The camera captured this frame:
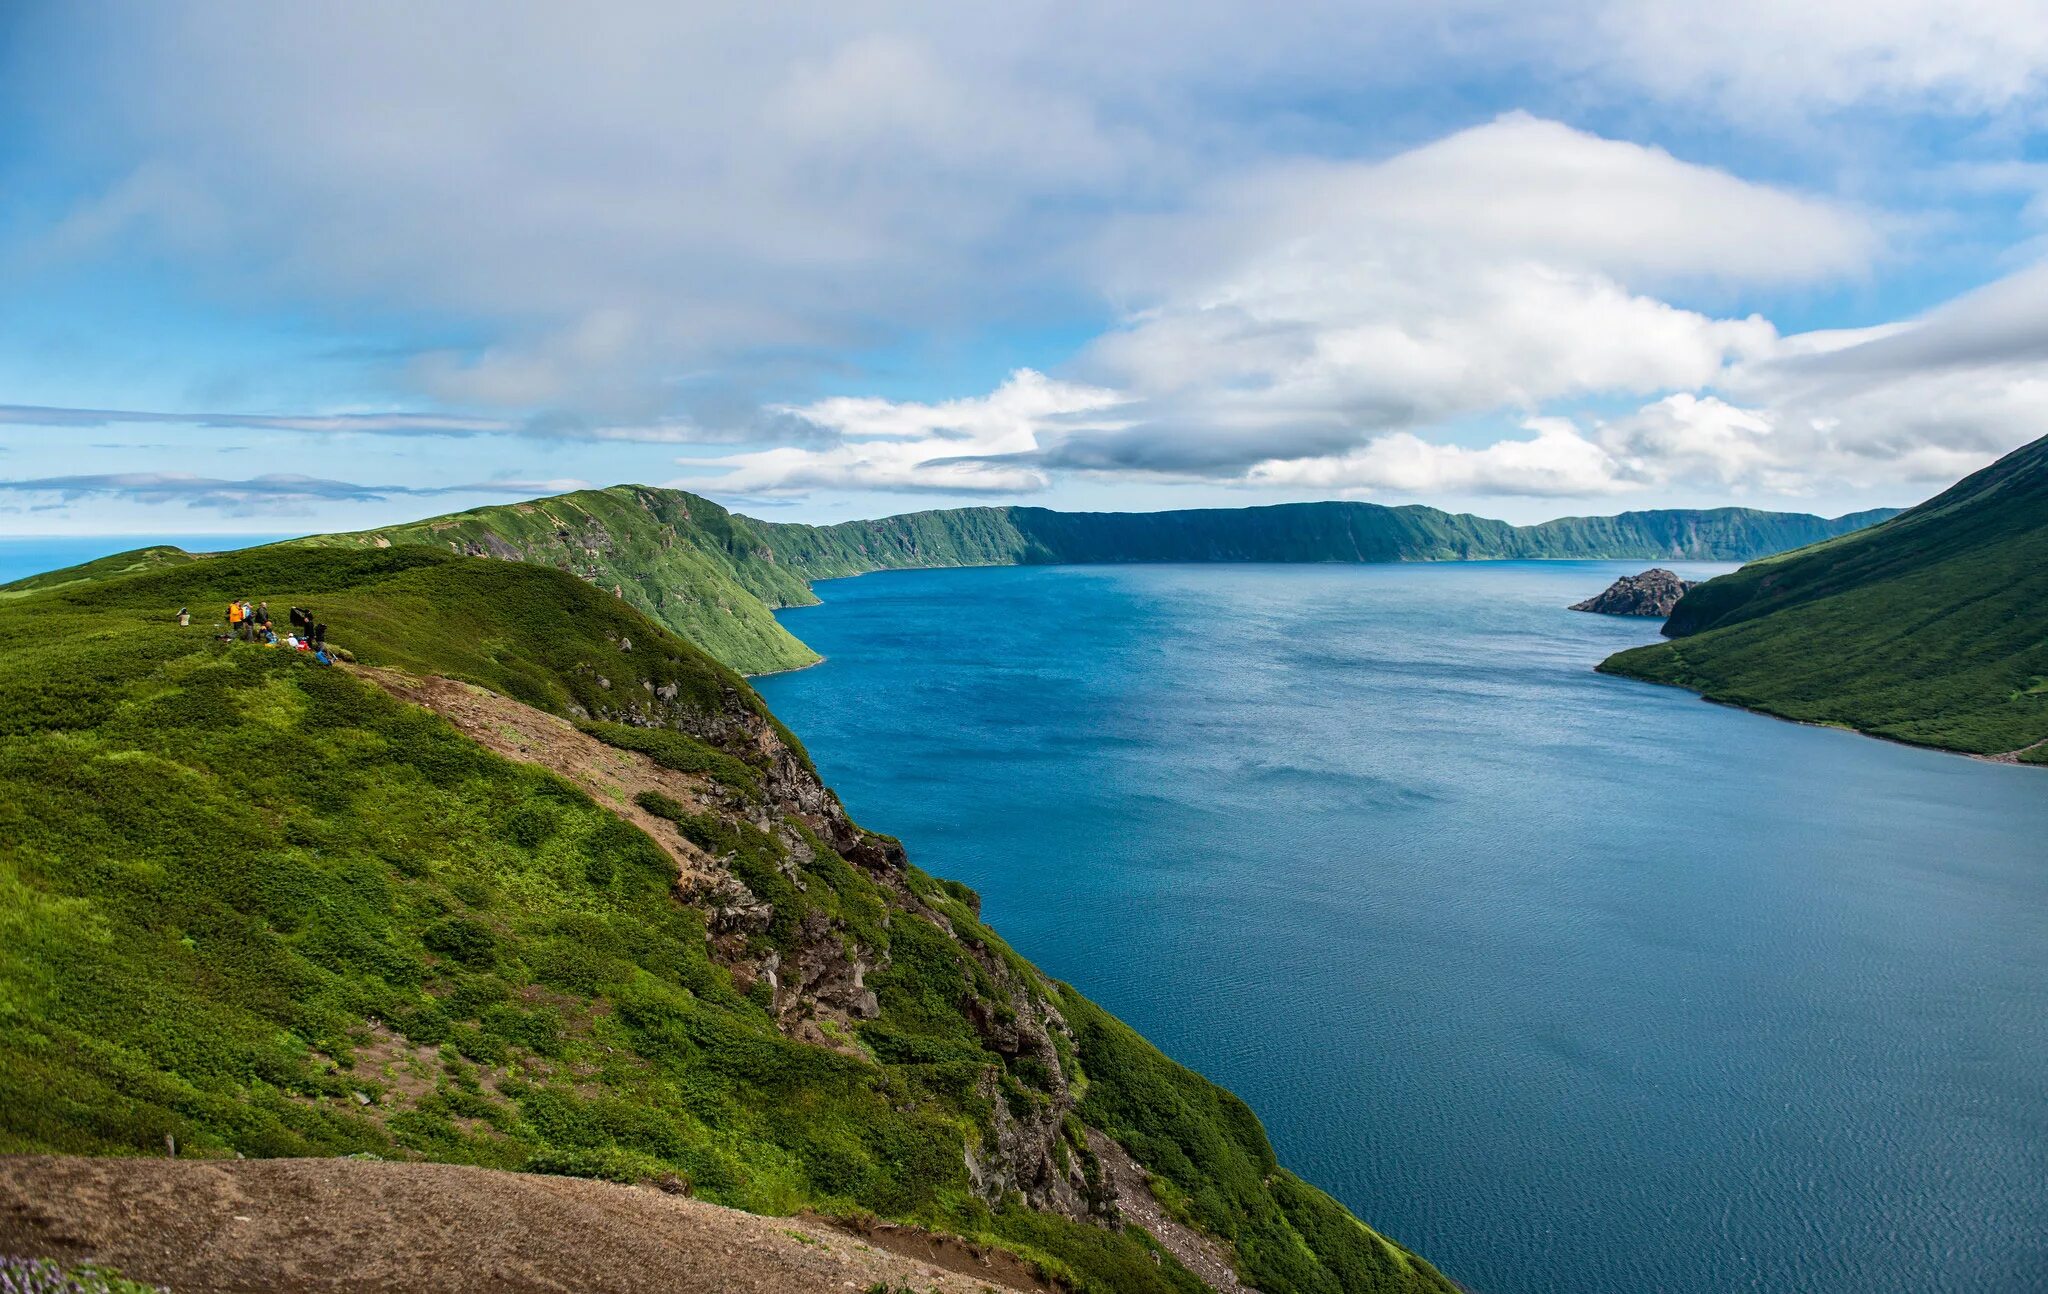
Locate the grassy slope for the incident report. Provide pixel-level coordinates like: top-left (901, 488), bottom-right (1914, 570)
top-left (297, 489), bottom-right (825, 676)
top-left (1601, 434), bottom-right (2048, 756)
top-left (0, 544), bottom-right (1454, 1294)
top-left (289, 487), bottom-right (1895, 675)
top-left (0, 545), bottom-right (200, 599)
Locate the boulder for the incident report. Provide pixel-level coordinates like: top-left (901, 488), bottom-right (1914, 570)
top-left (1571, 568), bottom-right (1695, 617)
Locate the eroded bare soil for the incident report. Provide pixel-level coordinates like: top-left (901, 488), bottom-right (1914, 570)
top-left (0, 1155), bottom-right (1036, 1294)
top-left (353, 665), bottom-right (721, 883)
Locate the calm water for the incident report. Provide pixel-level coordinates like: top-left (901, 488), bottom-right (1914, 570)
top-left (756, 562), bottom-right (2048, 1294)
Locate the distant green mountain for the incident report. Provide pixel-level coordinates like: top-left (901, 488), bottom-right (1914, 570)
top-left (1603, 434), bottom-right (2048, 762)
top-left (0, 544), bottom-right (199, 599)
top-left (0, 542), bottom-right (1457, 1294)
top-left (295, 490), bottom-right (1896, 674)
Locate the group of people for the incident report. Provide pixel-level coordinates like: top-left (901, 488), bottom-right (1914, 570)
top-left (214, 598), bottom-right (335, 664)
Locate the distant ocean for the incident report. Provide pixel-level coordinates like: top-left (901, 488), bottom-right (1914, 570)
top-left (759, 561), bottom-right (2048, 1294)
top-left (0, 535), bottom-right (292, 586)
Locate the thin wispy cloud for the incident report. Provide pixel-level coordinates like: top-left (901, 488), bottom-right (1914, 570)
top-left (0, 405), bottom-right (516, 437)
top-left (0, 473), bottom-right (589, 517)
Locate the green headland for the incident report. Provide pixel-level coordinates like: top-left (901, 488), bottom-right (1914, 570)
top-left (1602, 431), bottom-right (2048, 763)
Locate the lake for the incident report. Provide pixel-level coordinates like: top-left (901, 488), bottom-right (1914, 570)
top-left (755, 561), bottom-right (2048, 1294)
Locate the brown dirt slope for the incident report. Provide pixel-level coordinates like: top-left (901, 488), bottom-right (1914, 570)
top-left (0, 1155), bottom-right (1039, 1294)
top-left (353, 665), bottom-right (720, 883)
top-left (1087, 1132), bottom-right (1256, 1293)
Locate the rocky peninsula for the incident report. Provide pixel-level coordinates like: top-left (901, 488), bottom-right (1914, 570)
top-left (1571, 569), bottom-right (1696, 618)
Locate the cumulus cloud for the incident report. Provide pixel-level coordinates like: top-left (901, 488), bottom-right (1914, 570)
top-left (692, 370), bottom-right (1125, 495)
top-left (13, 5), bottom-right (1924, 430)
top-left (1244, 421), bottom-right (1627, 498)
top-left (707, 116), bottom-right (1874, 499)
top-left (1074, 114), bottom-right (1860, 465)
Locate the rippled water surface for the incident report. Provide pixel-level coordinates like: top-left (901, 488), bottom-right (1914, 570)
top-left (756, 562), bottom-right (2048, 1294)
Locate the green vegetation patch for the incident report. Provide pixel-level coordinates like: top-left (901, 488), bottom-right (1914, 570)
top-left (581, 719), bottom-right (762, 798)
top-left (1604, 433), bottom-right (2048, 757)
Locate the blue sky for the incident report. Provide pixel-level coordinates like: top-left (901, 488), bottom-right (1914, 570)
top-left (6, 2), bottom-right (2048, 534)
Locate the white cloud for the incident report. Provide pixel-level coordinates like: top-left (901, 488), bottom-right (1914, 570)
top-left (680, 116), bottom-right (1904, 501)
top-left (692, 369), bottom-right (1125, 495)
top-left (1590, 0), bottom-right (2048, 116)
top-left (1052, 116), bottom-right (1851, 481)
top-left (1244, 421), bottom-right (1626, 498)
top-left (15, 3), bottom-right (2048, 519)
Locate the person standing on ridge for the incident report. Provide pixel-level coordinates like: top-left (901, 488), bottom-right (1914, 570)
top-left (227, 599), bottom-right (245, 639)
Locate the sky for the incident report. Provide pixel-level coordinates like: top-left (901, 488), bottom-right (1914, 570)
top-left (5, 2), bottom-right (2048, 535)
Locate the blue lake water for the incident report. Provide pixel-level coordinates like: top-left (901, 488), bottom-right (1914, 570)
top-left (756, 562), bottom-right (2048, 1294)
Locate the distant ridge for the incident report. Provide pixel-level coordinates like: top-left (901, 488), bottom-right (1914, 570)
top-left (291, 493), bottom-right (1898, 675)
top-left (1603, 433), bottom-right (2048, 761)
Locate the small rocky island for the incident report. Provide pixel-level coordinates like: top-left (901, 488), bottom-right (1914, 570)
top-left (1571, 568), bottom-right (1696, 617)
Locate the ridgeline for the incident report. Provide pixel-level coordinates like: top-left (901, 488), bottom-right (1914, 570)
top-left (0, 542), bottom-right (1457, 1294)
top-left (299, 491), bottom-right (1897, 675)
top-left (1603, 432), bottom-right (2048, 762)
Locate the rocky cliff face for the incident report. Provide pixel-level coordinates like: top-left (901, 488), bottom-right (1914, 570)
top-left (1570, 568), bottom-right (1695, 618)
top-left (556, 653), bottom-right (1106, 1225)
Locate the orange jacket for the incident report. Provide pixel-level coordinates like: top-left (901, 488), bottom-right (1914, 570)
top-left (227, 602), bottom-right (244, 624)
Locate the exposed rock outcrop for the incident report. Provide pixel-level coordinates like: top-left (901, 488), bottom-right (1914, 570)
top-left (1571, 568), bottom-right (1695, 617)
top-left (360, 657), bottom-right (1107, 1229)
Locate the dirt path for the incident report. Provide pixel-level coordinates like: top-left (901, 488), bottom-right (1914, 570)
top-left (353, 666), bottom-right (723, 883)
top-left (1989, 735), bottom-right (2048, 764)
top-left (0, 1156), bottom-right (1036, 1294)
top-left (1086, 1132), bottom-right (1254, 1293)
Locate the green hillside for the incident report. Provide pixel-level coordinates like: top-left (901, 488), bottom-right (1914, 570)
top-left (0, 544), bottom-right (200, 599)
top-left (1602, 434), bottom-right (2048, 761)
top-left (295, 487), bottom-right (1895, 675)
top-left (0, 543), bottom-right (1457, 1294)
top-left (764, 503), bottom-right (1896, 575)
top-left (299, 489), bottom-right (827, 675)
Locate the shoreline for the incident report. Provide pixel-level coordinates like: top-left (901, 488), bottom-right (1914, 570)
top-left (1598, 667), bottom-right (2046, 770)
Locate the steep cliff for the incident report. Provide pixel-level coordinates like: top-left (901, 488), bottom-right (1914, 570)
top-left (0, 543), bottom-right (1457, 1293)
